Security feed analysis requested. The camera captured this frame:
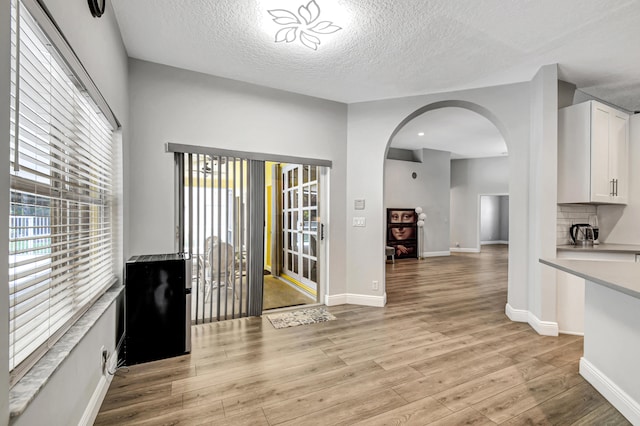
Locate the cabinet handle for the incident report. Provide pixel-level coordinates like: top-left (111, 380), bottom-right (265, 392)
top-left (615, 179), bottom-right (618, 196)
top-left (611, 179), bottom-right (615, 196)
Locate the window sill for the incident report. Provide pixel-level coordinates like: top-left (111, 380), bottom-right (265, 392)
top-left (8, 282), bottom-right (123, 421)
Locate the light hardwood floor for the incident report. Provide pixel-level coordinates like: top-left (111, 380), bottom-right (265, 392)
top-left (96, 245), bottom-right (630, 425)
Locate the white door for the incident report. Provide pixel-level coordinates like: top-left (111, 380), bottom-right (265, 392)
top-left (281, 164), bottom-right (320, 295)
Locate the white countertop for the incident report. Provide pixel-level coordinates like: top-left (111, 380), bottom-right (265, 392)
top-left (540, 258), bottom-right (640, 299)
top-left (557, 243), bottom-right (640, 253)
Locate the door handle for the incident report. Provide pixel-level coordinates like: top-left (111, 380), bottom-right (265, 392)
top-left (321, 223), bottom-right (325, 241)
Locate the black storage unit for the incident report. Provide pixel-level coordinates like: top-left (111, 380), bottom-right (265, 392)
top-left (125, 253), bottom-right (192, 365)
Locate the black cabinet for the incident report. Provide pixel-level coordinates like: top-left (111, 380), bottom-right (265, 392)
top-left (125, 254), bottom-right (191, 365)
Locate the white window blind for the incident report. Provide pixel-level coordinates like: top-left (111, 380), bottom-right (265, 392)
top-left (8, 0), bottom-right (117, 383)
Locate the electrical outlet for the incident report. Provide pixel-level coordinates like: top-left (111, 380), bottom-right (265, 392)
top-left (372, 280), bottom-right (379, 291)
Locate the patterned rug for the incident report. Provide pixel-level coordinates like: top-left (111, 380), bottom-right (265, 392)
top-left (266, 307), bottom-right (337, 329)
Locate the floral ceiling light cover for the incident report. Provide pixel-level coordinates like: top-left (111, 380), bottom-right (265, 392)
top-left (268, 0), bottom-right (342, 50)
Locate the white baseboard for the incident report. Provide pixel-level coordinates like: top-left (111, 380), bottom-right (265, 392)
top-left (527, 311), bottom-right (559, 336)
top-left (325, 293), bottom-right (347, 305)
top-left (505, 303), bottom-right (558, 336)
top-left (79, 353), bottom-right (117, 426)
top-left (450, 247), bottom-right (480, 253)
top-left (505, 303), bottom-right (528, 322)
top-left (558, 329), bottom-right (584, 336)
top-left (421, 251), bottom-right (450, 258)
top-left (325, 293), bottom-right (386, 307)
top-left (480, 240), bottom-right (509, 245)
top-left (580, 357), bottom-right (640, 425)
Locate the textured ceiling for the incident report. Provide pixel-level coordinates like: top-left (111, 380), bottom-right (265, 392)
top-left (111, 0), bottom-right (640, 112)
top-left (111, 0), bottom-right (640, 159)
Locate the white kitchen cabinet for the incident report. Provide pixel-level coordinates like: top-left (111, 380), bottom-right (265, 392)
top-left (558, 100), bottom-right (629, 204)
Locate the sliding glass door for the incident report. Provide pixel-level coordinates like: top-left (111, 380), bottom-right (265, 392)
top-left (170, 144), bottom-right (330, 321)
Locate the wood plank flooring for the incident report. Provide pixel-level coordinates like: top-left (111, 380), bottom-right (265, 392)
top-left (96, 245), bottom-right (630, 425)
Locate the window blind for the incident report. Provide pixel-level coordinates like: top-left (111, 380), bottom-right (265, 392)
top-left (8, 0), bottom-right (117, 383)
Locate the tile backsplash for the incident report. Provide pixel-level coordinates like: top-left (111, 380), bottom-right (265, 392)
top-left (557, 204), bottom-right (597, 245)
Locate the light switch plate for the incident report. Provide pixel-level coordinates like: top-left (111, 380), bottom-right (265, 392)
top-left (354, 199), bottom-right (365, 210)
top-left (352, 217), bottom-right (366, 227)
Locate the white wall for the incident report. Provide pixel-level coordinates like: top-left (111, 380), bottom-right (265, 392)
top-left (347, 85), bottom-right (532, 312)
top-left (127, 59), bottom-right (348, 297)
top-left (384, 149), bottom-right (451, 255)
top-left (1, 0), bottom-right (11, 421)
top-left (0, 0), bottom-right (128, 423)
top-left (12, 306), bottom-right (117, 426)
top-left (526, 65), bottom-right (558, 334)
top-left (451, 157), bottom-right (509, 250)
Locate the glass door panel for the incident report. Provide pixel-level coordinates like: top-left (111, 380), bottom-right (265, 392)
top-left (281, 164), bottom-right (319, 295)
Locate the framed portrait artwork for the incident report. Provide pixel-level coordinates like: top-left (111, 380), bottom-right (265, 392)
top-left (386, 208), bottom-right (418, 259)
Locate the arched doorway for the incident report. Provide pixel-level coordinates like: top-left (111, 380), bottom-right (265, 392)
top-left (383, 100), bottom-right (511, 301)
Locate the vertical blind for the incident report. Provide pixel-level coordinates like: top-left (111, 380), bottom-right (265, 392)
top-left (8, 0), bottom-right (117, 382)
top-left (175, 151), bottom-right (265, 323)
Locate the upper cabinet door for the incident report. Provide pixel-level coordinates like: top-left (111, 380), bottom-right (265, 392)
top-left (590, 104), bottom-right (612, 203)
top-left (558, 100), bottom-right (629, 205)
top-left (609, 110), bottom-right (629, 204)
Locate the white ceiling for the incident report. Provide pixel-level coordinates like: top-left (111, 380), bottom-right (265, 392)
top-left (392, 108), bottom-right (507, 159)
top-left (110, 0), bottom-right (640, 159)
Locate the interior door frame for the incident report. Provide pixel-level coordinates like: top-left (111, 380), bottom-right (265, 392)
top-left (316, 166), bottom-right (328, 304)
top-left (478, 192), bottom-right (509, 250)
top-left (276, 163), bottom-right (326, 302)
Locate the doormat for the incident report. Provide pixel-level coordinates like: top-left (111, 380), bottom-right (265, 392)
top-left (266, 307), bottom-right (336, 329)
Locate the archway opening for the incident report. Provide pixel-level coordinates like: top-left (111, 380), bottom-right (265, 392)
top-left (383, 101), bottom-right (511, 307)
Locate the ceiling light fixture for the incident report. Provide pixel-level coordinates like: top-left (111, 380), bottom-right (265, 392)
top-left (267, 0), bottom-right (342, 50)
top-left (200, 157), bottom-right (227, 174)
top-left (418, 132), bottom-right (424, 136)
